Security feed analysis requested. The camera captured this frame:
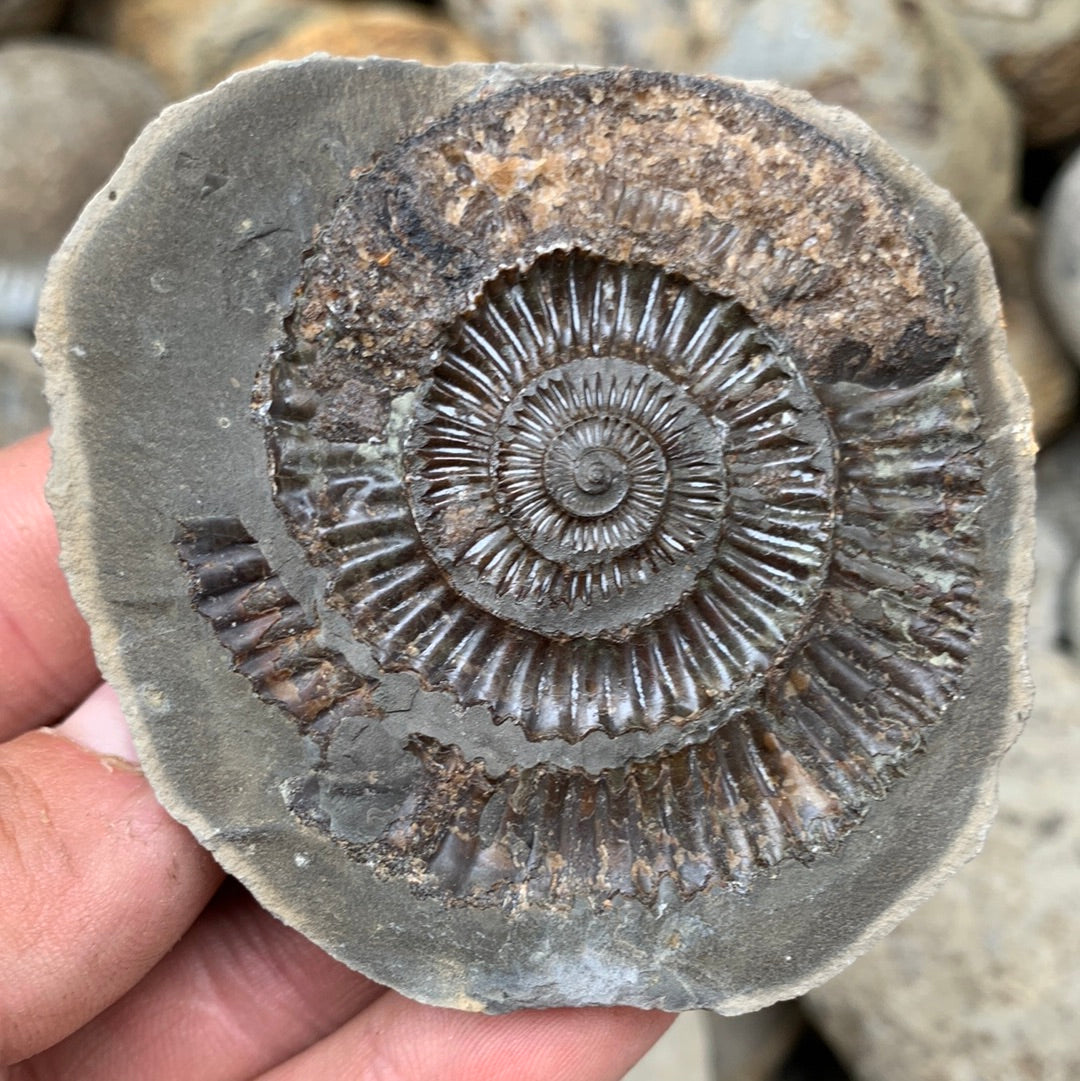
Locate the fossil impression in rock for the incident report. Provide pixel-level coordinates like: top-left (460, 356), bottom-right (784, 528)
top-left (39, 59), bottom-right (1033, 1013)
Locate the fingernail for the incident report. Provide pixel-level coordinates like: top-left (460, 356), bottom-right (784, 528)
top-left (54, 683), bottom-right (141, 766)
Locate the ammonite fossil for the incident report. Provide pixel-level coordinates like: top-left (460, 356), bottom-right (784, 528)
top-left (39, 58), bottom-right (1033, 1012)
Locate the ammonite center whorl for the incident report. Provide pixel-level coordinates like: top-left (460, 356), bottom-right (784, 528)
top-left (40, 58), bottom-right (1033, 1012)
top-left (277, 249), bottom-right (837, 749)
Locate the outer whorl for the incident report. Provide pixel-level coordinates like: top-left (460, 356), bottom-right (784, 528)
top-left (39, 59), bottom-right (1033, 1012)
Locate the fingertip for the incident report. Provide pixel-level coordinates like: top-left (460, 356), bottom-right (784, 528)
top-left (53, 683), bottom-right (139, 766)
top-left (258, 992), bottom-right (676, 1081)
top-left (0, 430), bottom-right (99, 737)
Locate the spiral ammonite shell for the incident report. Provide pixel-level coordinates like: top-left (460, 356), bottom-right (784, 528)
top-left (275, 250), bottom-right (836, 755)
top-left (260, 68), bottom-right (984, 905)
top-left (39, 58), bottom-right (1033, 1011)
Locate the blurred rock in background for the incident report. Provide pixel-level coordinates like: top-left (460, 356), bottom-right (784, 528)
top-left (947, 0), bottom-right (1080, 147)
top-left (446, 0), bottom-right (733, 71)
top-left (69, 0), bottom-right (489, 96)
top-left (0, 332), bottom-right (46, 447)
top-left (0, 0), bottom-right (66, 37)
top-left (0, 39), bottom-right (164, 331)
top-left (707, 1003), bottom-right (805, 1081)
top-left (803, 425), bottom-right (1080, 1081)
top-left (70, 0), bottom-right (306, 94)
top-left (624, 1004), bottom-right (805, 1081)
top-left (987, 210), bottom-right (1077, 446)
top-left (1038, 146), bottom-right (1080, 374)
top-left (227, 3), bottom-right (490, 76)
top-left (624, 1012), bottom-right (711, 1081)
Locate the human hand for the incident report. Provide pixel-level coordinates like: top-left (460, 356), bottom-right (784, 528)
top-left (0, 430), bottom-right (673, 1080)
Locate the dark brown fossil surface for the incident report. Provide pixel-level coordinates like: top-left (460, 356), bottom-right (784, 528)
top-left (39, 58), bottom-right (1033, 1012)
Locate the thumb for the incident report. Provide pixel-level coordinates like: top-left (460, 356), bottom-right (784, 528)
top-left (0, 684), bottom-right (221, 1065)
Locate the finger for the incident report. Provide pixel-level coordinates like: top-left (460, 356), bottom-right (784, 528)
top-left (0, 687), bottom-right (221, 1066)
top-left (258, 992), bottom-right (674, 1081)
top-left (0, 431), bottom-right (98, 739)
top-left (54, 681), bottom-right (138, 763)
top-left (24, 881), bottom-right (385, 1081)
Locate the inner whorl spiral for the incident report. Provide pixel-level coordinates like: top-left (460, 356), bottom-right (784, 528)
top-left (286, 250), bottom-right (837, 744)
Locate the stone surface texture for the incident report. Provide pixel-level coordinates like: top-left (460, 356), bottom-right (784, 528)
top-left (445, 0), bottom-right (1019, 236)
top-left (1038, 147), bottom-right (1080, 371)
top-left (948, 0), bottom-right (1080, 145)
top-left (0, 40), bottom-right (165, 330)
top-left (0, 333), bottom-right (46, 447)
top-left (805, 427), bottom-right (1080, 1081)
top-left (38, 58), bottom-right (1032, 1013)
top-left (988, 211), bottom-right (1077, 446)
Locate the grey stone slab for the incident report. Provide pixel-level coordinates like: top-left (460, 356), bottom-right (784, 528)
top-left (38, 57), bottom-right (1033, 1013)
